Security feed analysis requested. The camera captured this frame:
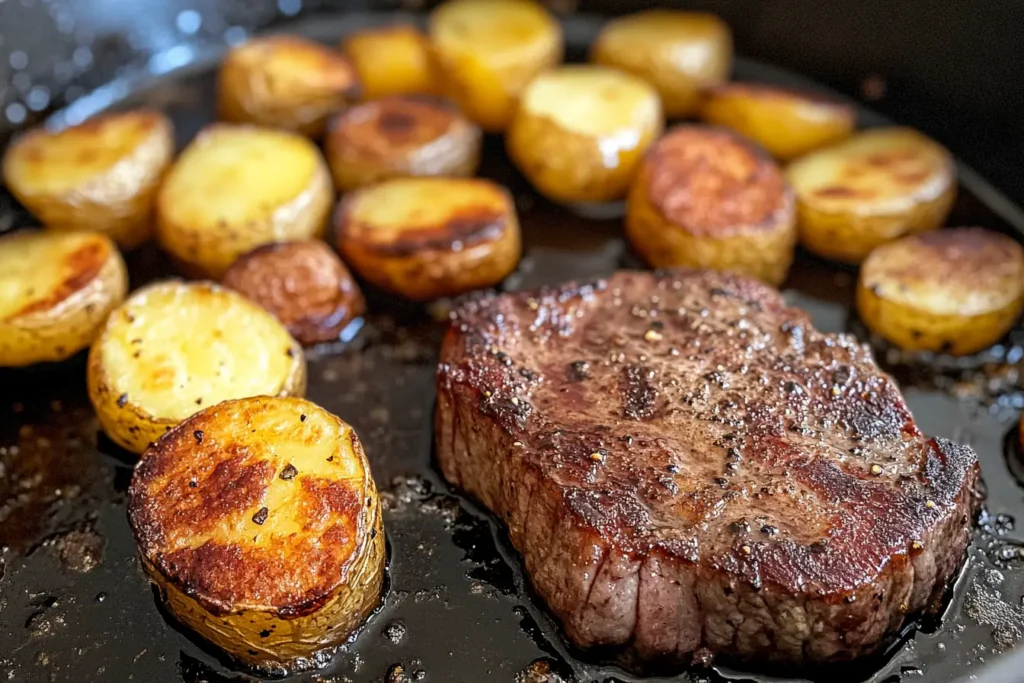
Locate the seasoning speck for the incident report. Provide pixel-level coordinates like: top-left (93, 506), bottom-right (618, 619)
top-left (870, 464), bottom-right (883, 475)
top-left (512, 441), bottom-right (523, 447)
top-left (925, 500), bottom-right (936, 509)
top-left (300, 414), bottom-right (307, 422)
top-left (193, 430), bottom-right (204, 444)
top-left (644, 329), bottom-right (663, 342)
top-left (590, 451), bottom-right (606, 463)
top-left (117, 393), bottom-right (128, 407)
top-left (280, 464), bottom-right (298, 480)
top-left (741, 544), bottom-right (752, 555)
top-left (252, 507), bottom-right (269, 525)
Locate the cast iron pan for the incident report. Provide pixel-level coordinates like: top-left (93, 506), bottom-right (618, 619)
top-left (2, 12), bottom-right (1024, 683)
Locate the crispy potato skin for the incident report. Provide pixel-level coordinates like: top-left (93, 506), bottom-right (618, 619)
top-left (2, 110), bottom-right (174, 249)
top-left (218, 36), bottom-right (360, 137)
top-left (507, 65), bottom-right (664, 204)
top-left (591, 10), bottom-right (731, 118)
top-left (0, 230), bottom-right (127, 367)
top-left (429, 0), bottom-right (563, 132)
top-left (156, 124), bottom-right (333, 278)
top-left (325, 95), bottom-right (481, 192)
top-left (88, 280), bottom-right (306, 454)
top-left (343, 25), bottom-right (438, 100)
top-left (857, 228), bottom-right (1024, 355)
top-left (222, 240), bottom-right (365, 346)
top-left (626, 126), bottom-right (796, 285)
top-left (700, 83), bottom-right (855, 160)
top-left (786, 127), bottom-right (956, 263)
top-left (128, 396), bottom-right (385, 671)
top-left (336, 177), bottom-right (521, 301)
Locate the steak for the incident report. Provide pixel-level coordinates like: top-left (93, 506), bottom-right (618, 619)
top-left (434, 269), bottom-right (979, 668)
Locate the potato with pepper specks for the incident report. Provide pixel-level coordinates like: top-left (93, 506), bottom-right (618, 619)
top-left (0, 230), bottom-right (127, 367)
top-left (786, 127), bottom-right (956, 263)
top-left (342, 24), bottom-right (439, 100)
top-left (507, 65), bottom-right (663, 204)
top-left (325, 95), bottom-right (481, 192)
top-left (87, 280), bottom-right (306, 454)
top-left (218, 35), bottom-right (361, 137)
top-left (857, 228), bottom-right (1024, 355)
top-left (128, 396), bottom-right (384, 672)
top-left (336, 177), bottom-right (521, 301)
top-left (626, 126), bottom-right (796, 286)
top-left (2, 110), bottom-right (174, 249)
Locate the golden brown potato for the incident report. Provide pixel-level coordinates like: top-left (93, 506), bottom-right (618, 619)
top-left (325, 95), bottom-right (481, 192)
top-left (218, 35), bottom-right (360, 137)
top-left (2, 110), bottom-right (174, 249)
top-left (857, 228), bottom-right (1024, 355)
top-left (128, 396), bottom-right (384, 671)
top-left (156, 124), bottom-right (333, 278)
top-left (507, 65), bottom-right (663, 204)
top-left (87, 280), bottom-right (306, 454)
top-left (342, 24), bottom-right (438, 100)
top-left (591, 10), bottom-right (731, 118)
top-left (699, 82), bottom-right (855, 161)
top-left (786, 127), bottom-right (956, 263)
top-left (222, 240), bottom-right (365, 346)
top-left (429, 0), bottom-right (563, 132)
top-left (0, 230), bottom-right (127, 367)
top-left (626, 126), bottom-right (796, 285)
top-left (336, 177), bottom-right (521, 301)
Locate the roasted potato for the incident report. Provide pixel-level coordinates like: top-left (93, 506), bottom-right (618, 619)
top-left (507, 65), bottom-right (663, 204)
top-left (218, 35), bottom-right (360, 137)
top-left (156, 124), bottom-right (333, 278)
top-left (222, 240), bottom-right (365, 346)
top-left (325, 95), bottom-right (481, 192)
top-left (699, 82), bottom-right (855, 161)
top-left (626, 126), bottom-right (796, 285)
top-left (128, 396), bottom-right (385, 671)
top-left (857, 228), bottom-right (1024, 355)
top-left (342, 24), bottom-right (438, 100)
top-left (428, 0), bottom-right (563, 132)
top-left (336, 177), bottom-right (521, 301)
top-left (591, 10), bottom-right (731, 119)
top-left (87, 280), bottom-right (306, 454)
top-left (2, 110), bottom-right (174, 249)
top-left (786, 127), bottom-right (956, 263)
top-left (0, 230), bottom-right (127, 367)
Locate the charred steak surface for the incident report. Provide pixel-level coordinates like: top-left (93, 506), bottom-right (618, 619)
top-left (435, 269), bottom-right (978, 667)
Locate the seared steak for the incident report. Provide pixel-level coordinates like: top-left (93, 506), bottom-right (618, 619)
top-left (435, 269), bottom-right (978, 667)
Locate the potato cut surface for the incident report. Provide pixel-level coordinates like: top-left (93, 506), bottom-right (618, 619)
top-left (343, 25), bottom-right (437, 99)
top-left (430, 0), bottom-right (558, 54)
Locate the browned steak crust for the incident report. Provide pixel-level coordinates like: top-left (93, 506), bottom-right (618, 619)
top-left (434, 269), bottom-right (978, 667)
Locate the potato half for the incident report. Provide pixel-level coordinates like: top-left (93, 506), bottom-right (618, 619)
top-left (343, 24), bottom-right (438, 100)
top-left (507, 65), bottom-right (663, 204)
top-left (218, 35), bottom-right (360, 137)
top-left (87, 280), bottom-right (306, 454)
top-left (626, 126), bottom-right (796, 285)
top-left (786, 127), bottom-right (956, 263)
top-left (222, 240), bottom-right (365, 347)
top-left (428, 0), bottom-right (563, 132)
top-left (857, 228), bottom-right (1024, 355)
top-left (336, 177), bottom-right (521, 301)
top-left (325, 95), bottom-right (481, 192)
top-left (128, 396), bottom-right (385, 672)
top-left (2, 110), bottom-right (174, 249)
top-left (591, 10), bottom-right (732, 118)
top-left (156, 124), bottom-right (333, 278)
top-left (699, 82), bottom-right (855, 161)
top-left (0, 230), bottom-right (127, 367)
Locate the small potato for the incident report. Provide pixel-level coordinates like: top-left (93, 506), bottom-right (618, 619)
top-left (222, 240), bottom-right (365, 346)
top-left (699, 82), bottom-right (855, 161)
top-left (336, 177), bottom-right (521, 301)
top-left (218, 35), bottom-right (360, 137)
top-left (2, 110), bottom-right (174, 249)
top-left (786, 127), bottom-right (956, 263)
top-left (626, 126), bottom-right (796, 286)
top-left (343, 24), bottom-right (438, 100)
top-left (325, 95), bottom-right (481, 192)
top-left (0, 230), bottom-right (127, 367)
top-left (156, 124), bottom-right (333, 278)
top-left (857, 228), bottom-right (1024, 355)
top-left (591, 11), bottom-right (731, 118)
top-left (507, 65), bottom-right (663, 204)
top-left (87, 280), bottom-right (306, 454)
top-left (429, 0), bottom-right (563, 132)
